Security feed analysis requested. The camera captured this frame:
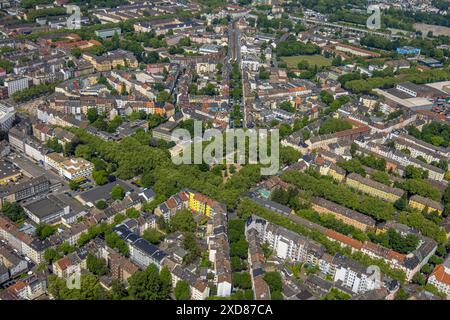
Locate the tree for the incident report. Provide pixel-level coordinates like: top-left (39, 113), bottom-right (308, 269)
top-left (297, 60), bottom-right (310, 70)
top-left (319, 90), bottom-right (334, 105)
top-left (58, 242), bottom-right (76, 255)
top-left (111, 280), bottom-right (129, 300)
top-left (404, 165), bottom-right (428, 180)
top-left (230, 238), bottom-right (249, 259)
top-left (371, 171), bottom-right (391, 186)
top-left (337, 159), bottom-right (366, 176)
top-left (395, 287), bottom-right (409, 300)
top-left (93, 170), bottom-right (109, 185)
top-left (169, 209), bottom-right (196, 233)
top-left (35, 224), bottom-right (57, 240)
top-left (232, 272), bottom-right (252, 290)
top-left (399, 179), bottom-right (441, 201)
top-left (142, 229), bottom-right (164, 244)
top-left (46, 137), bottom-right (63, 153)
top-left (174, 280), bottom-right (190, 300)
top-left (156, 91), bottom-right (171, 103)
top-left (280, 146), bottom-right (301, 166)
top-left (105, 232), bottom-right (129, 256)
top-left (78, 273), bottom-right (110, 300)
top-left (126, 208), bottom-right (140, 219)
top-left (319, 118), bottom-right (351, 135)
top-left (263, 272), bottom-right (282, 293)
top-left (95, 200), bottom-right (108, 210)
top-left (182, 232), bottom-right (201, 265)
top-left (114, 213), bottom-right (126, 225)
top-left (394, 196), bottom-right (408, 211)
top-left (128, 264), bottom-right (167, 300)
top-left (69, 180), bottom-right (81, 190)
top-left (160, 266), bottom-right (172, 297)
top-left (75, 144), bottom-right (93, 159)
top-left (111, 185), bottom-right (125, 201)
top-left (412, 272), bottom-right (426, 286)
top-left (87, 108), bottom-right (99, 123)
top-left (1, 202), bottom-right (26, 223)
top-left (87, 253), bottom-right (108, 276)
top-left (44, 248), bottom-right (60, 264)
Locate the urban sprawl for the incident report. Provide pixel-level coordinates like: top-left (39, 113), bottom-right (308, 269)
top-left (0, 0), bottom-right (449, 301)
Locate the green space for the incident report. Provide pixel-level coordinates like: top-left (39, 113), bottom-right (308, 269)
top-left (282, 55), bottom-right (332, 68)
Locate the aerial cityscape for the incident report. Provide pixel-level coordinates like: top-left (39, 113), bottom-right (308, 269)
top-left (0, 0), bottom-right (449, 304)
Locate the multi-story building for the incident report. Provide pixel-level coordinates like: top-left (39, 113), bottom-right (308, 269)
top-left (0, 246), bottom-right (28, 277)
top-left (0, 104), bottom-right (15, 131)
top-left (393, 135), bottom-right (448, 165)
top-left (45, 153), bottom-right (94, 181)
top-left (246, 216), bottom-right (381, 294)
top-left (0, 160), bottom-right (21, 185)
top-left (188, 191), bottom-right (215, 217)
top-left (52, 248), bottom-right (88, 280)
top-left (311, 197), bottom-right (376, 231)
top-left (0, 272), bottom-right (47, 300)
top-left (4, 77), bottom-right (29, 97)
top-left (168, 263), bottom-right (210, 300)
top-left (23, 195), bottom-right (70, 224)
top-left (246, 229), bottom-right (271, 300)
top-left (333, 254), bottom-right (378, 294)
top-left (345, 173), bottom-right (404, 203)
top-left (206, 201), bottom-right (232, 297)
top-left (0, 175), bottom-right (50, 208)
top-left (428, 257), bottom-right (450, 298)
top-left (113, 224), bottom-right (168, 270)
top-left (0, 216), bottom-right (51, 264)
top-left (409, 195), bottom-right (444, 215)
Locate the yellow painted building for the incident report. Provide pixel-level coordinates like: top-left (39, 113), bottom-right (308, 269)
top-left (328, 166), bottom-right (345, 183)
top-left (188, 191), bottom-right (213, 217)
top-left (345, 173), bottom-right (404, 203)
top-left (409, 195), bottom-right (443, 215)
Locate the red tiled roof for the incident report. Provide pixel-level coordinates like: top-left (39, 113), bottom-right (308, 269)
top-left (430, 264), bottom-right (450, 286)
top-left (325, 229), bottom-right (363, 250)
top-left (55, 256), bottom-right (71, 271)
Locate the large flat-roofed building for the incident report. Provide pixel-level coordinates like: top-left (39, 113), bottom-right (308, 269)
top-left (152, 121), bottom-right (178, 142)
top-left (396, 46), bottom-right (420, 55)
top-left (75, 180), bottom-right (134, 207)
top-left (419, 58), bottom-right (444, 69)
top-left (334, 43), bottom-right (381, 58)
top-left (45, 153), bottom-right (94, 181)
top-left (60, 158), bottom-right (94, 180)
top-left (395, 82), bottom-right (443, 99)
top-left (0, 160), bottom-right (21, 185)
top-left (0, 175), bottom-right (50, 208)
top-left (23, 194), bottom-right (70, 224)
top-left (94, 27), bottom-right (121, 39)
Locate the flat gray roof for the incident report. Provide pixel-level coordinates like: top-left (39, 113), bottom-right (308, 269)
top-left (78, 180), bottom-right (134, 204)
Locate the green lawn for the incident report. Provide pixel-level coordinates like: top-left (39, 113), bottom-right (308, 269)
top-left (282, 55), bottom-right (332, 68)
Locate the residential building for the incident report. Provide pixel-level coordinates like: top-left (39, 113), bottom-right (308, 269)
top-left (4, 77), bottom-right (29, 97)
top-left (345, 173), bottom-right (404, 202)
top-left (311, 197), bottom-right (376, 231)
top-left (409, 195), bottom-right (444, 215)
top-left (428, 257), bottom-right (450, 298)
